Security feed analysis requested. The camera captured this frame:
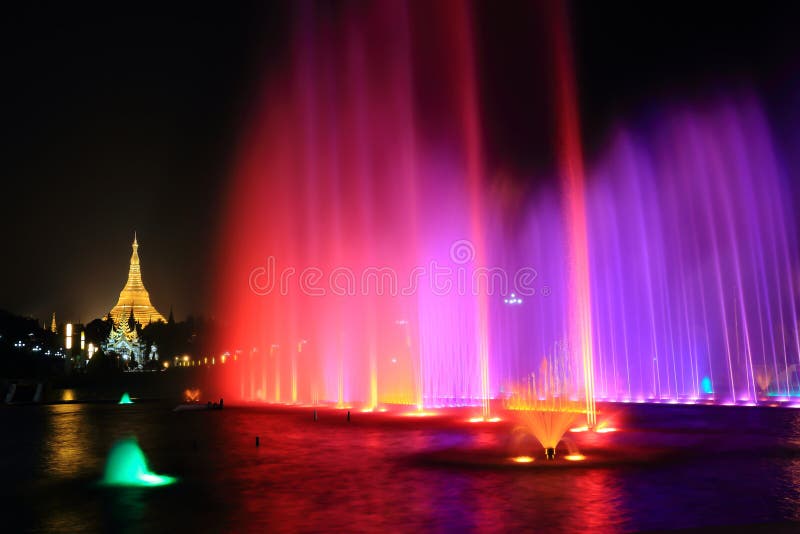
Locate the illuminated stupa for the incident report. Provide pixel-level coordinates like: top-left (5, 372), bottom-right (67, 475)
top-left (109, 233), bottom-right (166, 325)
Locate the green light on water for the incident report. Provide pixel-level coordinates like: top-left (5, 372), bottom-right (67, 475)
top-left (102, 438), bottom-right (177, 487)
top-left (118, 392), bottom-right (133, 404)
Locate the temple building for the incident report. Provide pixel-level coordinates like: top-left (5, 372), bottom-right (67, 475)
top-left (109, 234), bottom-right (167, 325)
top-left (102, 310), bottom-right (144, 362)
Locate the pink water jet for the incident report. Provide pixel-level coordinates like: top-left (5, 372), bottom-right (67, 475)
top-left (213, 2), bottom-right (800, 413)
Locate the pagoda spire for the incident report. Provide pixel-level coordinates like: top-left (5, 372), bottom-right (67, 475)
top-left (109, 233), bottom-right (166, 325)
top-left (130, 233), bottom-right (140, 267)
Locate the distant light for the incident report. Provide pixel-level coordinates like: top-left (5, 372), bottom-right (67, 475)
top-left (468, 416), bottom-right (502, 423)
top-left (564, 454), bottom-right (586, 461)
top-left (596, 427), bottom-right (617, 433)
top-left (701, 376), bottom-right (713, 394)
top-left (511, 456), bottom-right (534, 463)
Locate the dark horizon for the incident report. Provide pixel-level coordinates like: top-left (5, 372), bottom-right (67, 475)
top-left (2, 0), bottom-right (799, 324)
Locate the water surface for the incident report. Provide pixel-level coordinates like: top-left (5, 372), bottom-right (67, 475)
top-left (2, 403), bottom-right (800, 532)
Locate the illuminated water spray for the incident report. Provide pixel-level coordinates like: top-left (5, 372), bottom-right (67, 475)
top-left (215, 2), bottom-right (800, 411)
top-left (216, 2), bottom-right (503, 411)
top-left (550, 2), bottom-right (597, 427)
top-left (102, 438), bottom-right (176, 487)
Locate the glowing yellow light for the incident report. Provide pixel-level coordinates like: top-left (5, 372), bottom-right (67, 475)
top-left (163, 361), bottom-right (169, 368)
top-left (596, 427), bottom-right (617, 433)
top-left (468, 416), bottom-right (502, 423)
top-left (564, 454), bottom-right (586, 461)
top-left (221, 355), bottom-right (226, 363)
top-left (80, 331), bottom-right (85, 350)
top-left (511, 456), bottom-right (534, 463)
top-left (66, 323), bottom-right (73, 337)
top-left (182, 355), bottom-right (189, 362)
top-left (402, 411), bottom-right (437, 417)
top-left (570, 425), bottom-right (589, 433)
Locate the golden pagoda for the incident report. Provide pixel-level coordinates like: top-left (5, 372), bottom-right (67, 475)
top-left (109, 233), bottom-right (166, 325)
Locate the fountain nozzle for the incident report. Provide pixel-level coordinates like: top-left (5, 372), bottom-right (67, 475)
top-left (544, 447), bottom-right (556, 460)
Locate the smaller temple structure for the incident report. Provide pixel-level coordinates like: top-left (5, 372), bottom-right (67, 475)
top-left (102, 311), bottom-right (143, 363)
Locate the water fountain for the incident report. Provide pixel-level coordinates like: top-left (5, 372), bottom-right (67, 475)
top-left (506, 345), bottom-right (584, 460)
top-left (101, 438), bottom-right (176, 487)
top-left (213, 2), bottom-right (800, 415)
top-left (118, 392), bottom-right (133, 405)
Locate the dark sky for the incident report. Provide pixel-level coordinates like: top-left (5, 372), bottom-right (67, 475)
top-left (2, 1), bottom-right (798, 325)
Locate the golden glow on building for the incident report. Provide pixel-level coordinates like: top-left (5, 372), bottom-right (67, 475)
top-left (109, 233), bottom-right (167, 325)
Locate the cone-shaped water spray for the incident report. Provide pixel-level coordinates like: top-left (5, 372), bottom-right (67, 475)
top-left (118, 392), bottom-right (133, 404)
top-left (102, 438), bottom-right (176, 487)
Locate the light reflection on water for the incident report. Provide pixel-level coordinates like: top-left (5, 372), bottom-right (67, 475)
top-left (1, 403), bottom-right (800, 532)
top-left (43, 404), bottom-right (94, 479)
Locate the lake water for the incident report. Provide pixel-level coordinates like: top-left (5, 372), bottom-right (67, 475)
top-left (2, 402), bottom-right (800, 532)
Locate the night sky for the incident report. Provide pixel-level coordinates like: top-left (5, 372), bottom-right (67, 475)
top-left (2, 1), bottom-right (798, 325)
